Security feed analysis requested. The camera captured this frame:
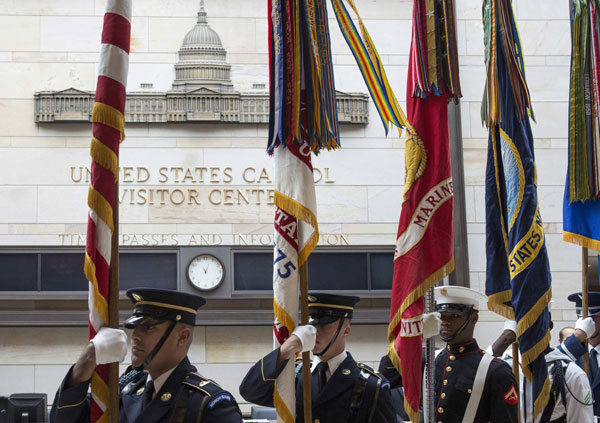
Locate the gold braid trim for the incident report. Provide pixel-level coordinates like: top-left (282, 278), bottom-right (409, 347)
top-left (486, 290), bottom-right (515, 320)
top-left (386, 343), bottom-right (419, 423)
top-left (90, 137), bottom-right (119, 181)
top-left (563, 231), bottom-right (600, 252)
top-left (273, 298), bottom-right (297, 339)
top-left (274, 191), bottom-right (319, 267)
top-left (92, 102), bottom-right (125, 141)
top-left (387, 259), bottom-right (454, 342)
top-left (273, 381), bottom-right (295, 423)
top-left (88, 186), bottom-right (114, 233)
top-left (521, 330), bottom-right (551, 376)
top-left (84, 253), bottom-right (109, 326)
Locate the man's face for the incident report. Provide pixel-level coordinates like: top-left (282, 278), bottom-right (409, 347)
top-left (130, 321), bottom-right (180, 372)
top-left (313, 319), bottom-right (349, 360)
top-left (439, 311), bottom-right (475, 344)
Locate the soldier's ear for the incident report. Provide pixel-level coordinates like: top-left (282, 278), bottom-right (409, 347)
top-left (471, 312), bottom-right (479, 325)
top-left (177, 325), bottom-right (192, 346)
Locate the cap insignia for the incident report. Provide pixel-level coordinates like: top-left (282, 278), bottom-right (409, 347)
top-left (136, 387), bottom-right (144, 395)
top-left (176, 314), bottom-right (182, 321)
top-left (440, 288), bottom-right (447, 295)
top-left (343, 369), bottom-right (351, 375)
top-left (308, 295), bottom-right (316, 302)
top-left (161, 392), bottom-right (172, 402)
top-left (132, 293), bottom-right (142, 302)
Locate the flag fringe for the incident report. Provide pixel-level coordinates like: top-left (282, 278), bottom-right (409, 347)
top-left (516, 286), bottom-right (552, 339)
top-left (84, 253), bottom-right (109, 326)
top-left (533, 371), bottom-right (551, 419)
top-left (387, 258), bottom-right (454, 342)
top-left (87, 186), bottom-right (115, 232)
top-left (92, 102), bottom-right (126, 141)
top-left (91, 137), bottom-right (119, 181)
top-left (273, 298), bottom-right (297, 336)
top-left (563, 231), bottom-right (600, 252)
top-left (486, 290), bottom-right (515, 320)
top-left (274, 191), bottom-right (319, 266)
top-left (384, 346), bottom-right (419, 423)
top-left (273, 380), bottom-right (295, 423)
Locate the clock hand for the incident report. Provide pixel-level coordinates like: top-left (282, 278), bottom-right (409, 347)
top-left (203, 266), bottom-right (208, 273)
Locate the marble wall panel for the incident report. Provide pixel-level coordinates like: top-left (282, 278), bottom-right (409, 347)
top-left (0, 186), bottom-right (38, 223)
top-left (546, 233), bottom-right (582, 272)
top-left (467, 233), bottom-right (486, 272)
top-left (0, 138), bottom-right (8, 147)
top-left (462, 148), bottom-right (487, 186)
top-left (205, 326), bottom-right (271, 363)
top-left (193, 362), bottom-right (254, 403)
top-left (38, 123), bottom-right (92, 137)
top-left (34, 365), bottom-right (71, 403)
top-left (472, 185), bottom-right (486, 223)
top-left (130, 16), bottom-right (149, 54)
top-left (536, 149), bottom-right (569, 186)
top-left (468, 102), bottom-right (490, 139)
top-left (458, 65), bottom-right (486, 102)
top-left (147, 123), bottom-right (258, 138)
top-left (0, 16), bottom-right (40, 51)
top-left (125, 63), bottom-right (175, 92)
top-left (526, 66), bottom-right (570, 102)
top-left (463, 20), bottom-right (485, 56)
top-left (530, 102), bottom-right (569, 139)
top-left (538, 185), bottom-right (566, 223)
top-left (148, 17), bottom-right (197, 54)
top-left (455, 0), bottom-right (482, 20)
top-left (342, 223), bottom-right (396, 234)
top-left (0, 147), bottom-right (88, 185)
top-left (11, 136), bottom-right (66, 147)
top-left (518, 20), bottom-right (571, 57)
top-left (0, 100), bottom-right (39, 136)
top-left (0, 62), bottom-right (95, 98)
top-left (0, 224), bottom-right (8, 234)
top-left (40, 16), bottom-right (102, 52)
top-left (8, 224), bottom-right (65, 235)
top-left (122, 137), bottom-right (177, 148)
top-left (0, 365), bottom-right (35, 396)
top-left (344, 324), bottom-right (388, 362)
top-left (2, 0), bottom-right (94, 15)
top-left (37, 186), bottom-right (88, 223)
top-left (366, 186), bottom-right (402, 223)
top-left (315, 186), bottom-right (369, 223)
top-left (230, 64), bottom-right (269, 92)
top-left (129, 52), bottom-right (178, 64)
top-left (515, 0), bottom-right (569, 21)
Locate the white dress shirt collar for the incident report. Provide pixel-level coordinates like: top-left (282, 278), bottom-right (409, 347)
top-left (311, 350), bottom-right (348, 379)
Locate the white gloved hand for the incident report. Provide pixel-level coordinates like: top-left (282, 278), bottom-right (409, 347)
top-left (576, 317), bottom-right (596, 339)
top-left (292, 325), bottom-right (317, 352)
top-left (422, 312), bottom-right (441, 339)
top-left (503, 320), bottom-right (517, 334)
top-left (91, 327), bottom-right (128, 365)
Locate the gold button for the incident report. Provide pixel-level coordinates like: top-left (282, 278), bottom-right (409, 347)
top-left (446, 366), bottom-right (452, 372)
top-left (438, 407), bottom-right (444, 413)
top-left (443, 379), bottom-right (448, 385)
top-left (315, 420), bottom-right (320, 423)
top-left (449, 355), bottom-right (456, 361)
top-left (459, 347), bottom-right (465, 352)
top-left (441, 393), bottom-right (446, 399)
top-left (468, 389), bottom-right (472, 394)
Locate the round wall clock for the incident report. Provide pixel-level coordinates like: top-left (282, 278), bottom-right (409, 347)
top-left (187, 254), bottom-right (225, 291)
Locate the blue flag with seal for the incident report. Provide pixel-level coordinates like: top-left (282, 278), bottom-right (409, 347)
top-left (563, 0), bottom-right (600, 252)
top-left (482, 0), bottom-right (552, 418)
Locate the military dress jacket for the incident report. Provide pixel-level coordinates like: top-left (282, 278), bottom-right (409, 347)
top-left (50, 357), bottom-right (242, 423)
top-left (239, 348), bottom-right (395, 423)
top-left (433, 340), bottom-right (518, 423)
top-left (558, 334), bottom-right (600, 416)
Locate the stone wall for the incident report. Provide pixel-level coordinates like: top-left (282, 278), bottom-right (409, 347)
top-left (0, 0), bottom-right (580, 407)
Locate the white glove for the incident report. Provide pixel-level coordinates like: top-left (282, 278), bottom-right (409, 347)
top-left (503, 320), bottom-right (517, 334)
top-left (576, 317), bottom-right (596, 339)
top-left (422, 312), bottom-right (441, 339)
top-left (292, 325), bottom-right (317, 352)
top-left (91, 327), bottom-right (128, 364)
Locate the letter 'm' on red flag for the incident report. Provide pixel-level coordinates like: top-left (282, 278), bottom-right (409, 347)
top-left (84, 1), bottom-right (131, 422)
top-left (387, 1), bottom-right (460, 421)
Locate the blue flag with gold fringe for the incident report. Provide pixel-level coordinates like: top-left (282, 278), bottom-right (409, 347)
top-left (483, 0), bottom-right (552, 418)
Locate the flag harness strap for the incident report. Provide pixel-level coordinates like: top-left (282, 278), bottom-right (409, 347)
top-left (461, 353), bottom-right (492, 423)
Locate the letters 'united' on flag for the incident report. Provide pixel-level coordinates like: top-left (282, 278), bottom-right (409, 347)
top-left (482, 0), bottom-right (552, 417)
top-left (564, 0), bottom-right (600, 251)
top-left (386, 1), bottom-right (460, 422)
top-left (83, 1), bottom-right (131, 422)
top-left (268, 1), bottom-right (322, 421)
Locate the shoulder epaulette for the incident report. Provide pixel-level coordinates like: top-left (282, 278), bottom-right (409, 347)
top-left (182, 372), bottom-right (223, 396)
top-left (357, 362), bottom-right (383, 380)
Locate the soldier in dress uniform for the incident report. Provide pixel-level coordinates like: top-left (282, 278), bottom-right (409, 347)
top-left (50, 288), bottom-right (243, 423)
top-left (555, 291), bottom-right (600, 418)
top-left (381, 286), bottom-right (519, 423)
top-left (239, 293), bottom-right (395, 423)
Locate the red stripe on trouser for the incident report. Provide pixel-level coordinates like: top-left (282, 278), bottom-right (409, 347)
top-left (101, 13), bottom-right (131, 53)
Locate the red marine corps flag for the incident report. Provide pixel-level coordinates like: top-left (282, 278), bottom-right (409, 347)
top-left (387, 1), bottom-right (461, 421)
top-left (84, 1), bottom-right (131, 422)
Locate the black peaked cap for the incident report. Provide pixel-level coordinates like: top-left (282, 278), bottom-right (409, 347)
top-left (124, 288), bottom-right (206, 328)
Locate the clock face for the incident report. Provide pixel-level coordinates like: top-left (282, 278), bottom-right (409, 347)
top-left (187, 254), bottom-right (225, 291)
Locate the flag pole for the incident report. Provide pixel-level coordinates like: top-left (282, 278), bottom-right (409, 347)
top-left (582, 246), bottom-right (589, 376)
top-left (511, 342), bottom-right (521, 423)
top-left (423, 287), bottom-right (435, 423)
top-left (299, 263), bottom-right (312, 423)
top-left (108, 179), bottom-right (120, 423)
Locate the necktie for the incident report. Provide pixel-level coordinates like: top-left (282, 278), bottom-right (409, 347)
top-left (590, 349), bottom-right (599, 382)
top-left (316, 362), bottom-right (328, 393)
top-left (141, 380), bottom-right (155, 409)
